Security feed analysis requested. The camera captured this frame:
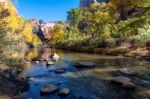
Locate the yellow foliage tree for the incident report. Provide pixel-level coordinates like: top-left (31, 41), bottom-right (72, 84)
top-left (0, 0), bottom-right (41, 66)
top-left (48, 23), bottom-right (65, 45)
top-left (22, 23), bottom-right (41, 47)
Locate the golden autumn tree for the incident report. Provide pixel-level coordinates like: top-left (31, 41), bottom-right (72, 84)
top-left (0, 0), bottom-right (26, 66)
top-left (0, 0), bottom-right (41, 66)
top-left (22, 23), bottom-right (41, 47)
top-left (48, 23), bottom-right (65, 45)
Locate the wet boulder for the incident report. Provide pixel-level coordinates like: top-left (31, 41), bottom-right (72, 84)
top-left (58, 88), bottom-right (70, 96)
top-left (40, 84), bottom-right (59, 95)
top-left (75, 61), bottom-right (96, 68)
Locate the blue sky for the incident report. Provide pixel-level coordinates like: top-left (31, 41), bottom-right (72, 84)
top-left (17, 0), bottom-right (80, 22)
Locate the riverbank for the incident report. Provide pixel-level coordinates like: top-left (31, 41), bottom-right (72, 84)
top-left (55, 45), bottom-right (150, 60)
top-left (0, 64), bottom-right (24, 99)
top-left (0, 73), bottom-right (18, 98)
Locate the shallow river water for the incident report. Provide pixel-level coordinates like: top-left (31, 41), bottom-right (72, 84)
top-left (20, 47), bottom-right (150, 99)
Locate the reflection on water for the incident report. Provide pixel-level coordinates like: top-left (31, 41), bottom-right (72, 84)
top-left (21, 47), bottom-right (150, 99)
top-left (25, 48), bottom-right (39, 61)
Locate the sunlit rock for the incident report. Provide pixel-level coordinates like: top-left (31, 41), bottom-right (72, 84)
top-left (46, 61), bottom-right (55, 65)
top-left (35, 60), bottom-right (40, 64)
top-left (51, 53), bottom-right (59, 61)
top-left (59, 88), bottom-right (70, 96)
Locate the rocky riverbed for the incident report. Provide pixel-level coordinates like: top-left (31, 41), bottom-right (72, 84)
top-left (0, 47), bottom-right (150, 99)
top-left (17, 48), bottom-right (150, 99)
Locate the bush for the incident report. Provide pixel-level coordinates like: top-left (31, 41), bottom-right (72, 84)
top-left (132, 28), bottom-right (150, 46)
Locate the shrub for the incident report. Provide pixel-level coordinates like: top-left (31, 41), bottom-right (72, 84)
top-left (132, 28), bottom-right (150, 46)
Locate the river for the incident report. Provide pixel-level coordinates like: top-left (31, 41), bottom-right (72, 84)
top-left (19, 47), bottom-right (150, 99)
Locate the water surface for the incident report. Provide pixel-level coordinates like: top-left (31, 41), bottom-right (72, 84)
top-left (20, 48), bottom-right (150, 99)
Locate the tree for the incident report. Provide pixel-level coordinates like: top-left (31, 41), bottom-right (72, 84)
top-left (22, 23), bottom-right (41, 47)
top-left (67, 8), bottom-right (83, 27)
top-left (108, 0), bottom-right (149, 20)
top-left (83, 3), bottom-right (111, 37)
top-left (0, 0), bottom-right (41, 66)
top-left (0, 0), bottom-right (26, 65)
top-left (48, 23), bottom-right (65, 45)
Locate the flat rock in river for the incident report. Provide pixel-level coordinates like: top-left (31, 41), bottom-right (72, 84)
top-left (119, 68), bottom-right (136, 75)
top-left (40, 84), bottom-right (59, 94)
top-left (122, 81), bottom-right (136, 89)
top-left (54, 68), bottom-right (65, 74)
top-left (111, 76), bottom-right (131, 84)
top-left (111, 76), bottom-right (136, 89)
top-left (75, 61), bottom-right (96, 68)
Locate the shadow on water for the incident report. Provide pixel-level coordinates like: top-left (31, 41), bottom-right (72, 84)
top-left (20, 47), bottom-right (150, 99)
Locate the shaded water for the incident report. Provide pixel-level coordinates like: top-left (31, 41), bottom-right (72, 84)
top-left (20, 47), bottom-right (150, 99)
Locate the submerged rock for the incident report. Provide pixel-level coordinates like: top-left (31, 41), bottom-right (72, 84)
top-left (111, 76), bottom-right (136, 89)
top-left (119, 68), bottom-right (136, 75)
top-left (75, 61), bottom-right (96, 68)
top-left (54, 68), bottom-right (65, 74)
top-left (111, 76), bottom-right (131, 84)
top-left (14, 95), bottom-right (22, 99)
top-left (27, 77), bottom-right (34, 81)
top-left (40, 84), bottom-right (59, 94)
top-left (58, 88), bottom-right (70, 96)
top-left (122, 81), bottom-right (136, 89)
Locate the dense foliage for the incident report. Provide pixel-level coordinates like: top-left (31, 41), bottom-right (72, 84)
top-left (48, 23), bottom-right (65, 46)
top-left (0, 0), bottom-right (41, 66)
top-left (52, 1), bottom-right (150, 49)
